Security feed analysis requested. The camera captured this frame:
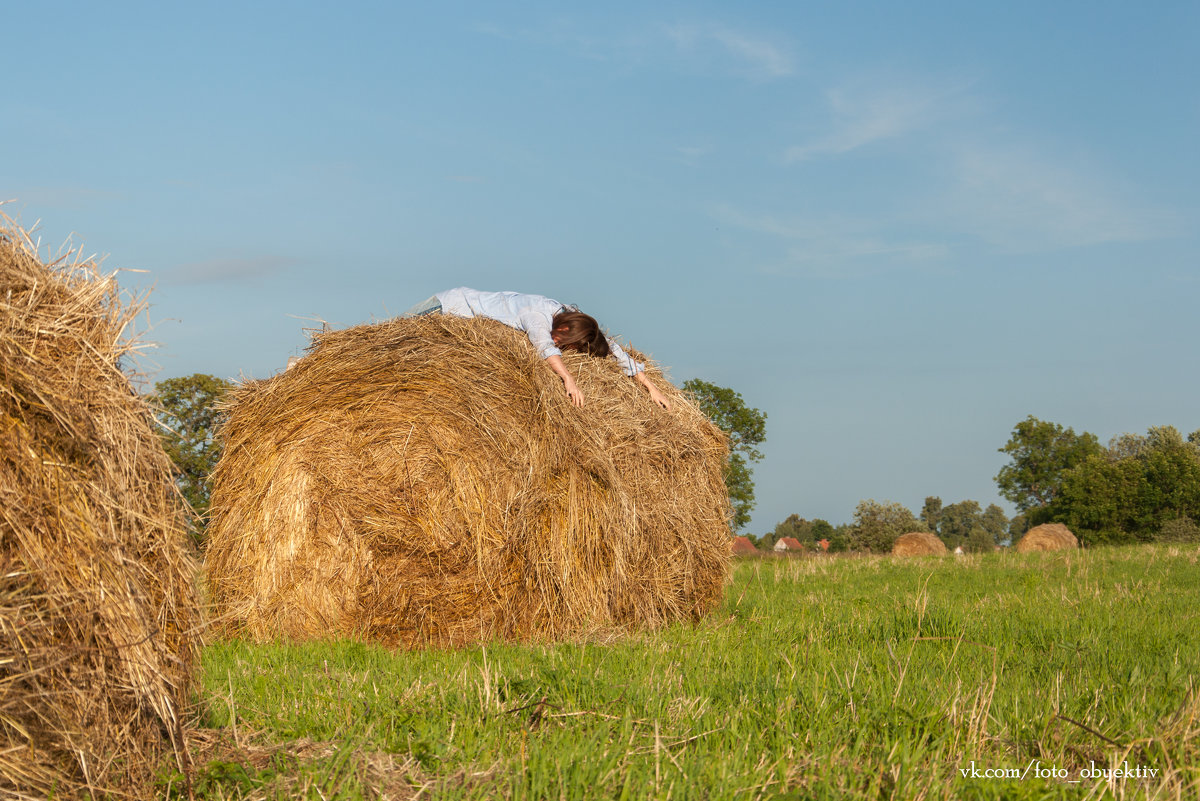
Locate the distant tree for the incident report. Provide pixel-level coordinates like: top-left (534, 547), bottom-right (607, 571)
top-left (965, 526), bottom-right (995, 553)
top-left (810, 518), bottom-right (835, 543)
top-left (937, 500), bottom-right (983, 550)
top-left (919, 496), bottom-right (943, 533)
top-left (996, 416), bottom-right (1103, 513)
top-left (1006, 513), bottom-right (1029, 543)
top-left (683, 379), bottom-right (767, 530)
top-left (150, 373), bottom-right (232, 542)
top-left (827, 525), bottom-right (850, 553)
top-left (849, 499), bottom-right (919, 553)
top-left (981, 504), bottom-right (1008, 543)
top-left (1054, 425), bottom-right (1200, 544)
top-left (771, 513), bottom-right (813, 548)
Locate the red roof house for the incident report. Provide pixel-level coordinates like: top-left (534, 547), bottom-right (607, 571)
top-left (731, 535), bottom-right (758, 555)
top-left (773, 537), bottom-right (804, 552)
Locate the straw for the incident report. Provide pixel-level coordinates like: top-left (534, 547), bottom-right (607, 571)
top-left (1, 218), bottom-right (200, 799)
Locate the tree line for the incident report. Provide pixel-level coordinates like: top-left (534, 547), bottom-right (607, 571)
top-left (153, 372), bottom-right (1193, 553)
top-left (750, 496), bottom-right (1014, 554)
top-left (757, 415), bottom-right (1200, 553)
top-left (995, 415), bottom-right (1200, 545)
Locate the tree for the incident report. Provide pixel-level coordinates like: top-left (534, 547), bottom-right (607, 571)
top-left (683, 379), bottom-right (767, 530)
top-left (981, 504), bottom-right (1008, 543)
top-left (965, 526), bottom-right (995, 553)
top-left (771, 513), bottom-right (814, 548)
top-left (919, 496), bottom-right (943, 533)
top-left (995, 416), bottom-right (1103, 513)
top-left (1054, 425), bottom-right (1200, 544)
top-left (150, 373), bottom-right (232, 542)
top-left (1007, 513), bottom-right (1029, 543)
top-left (918, 498), bottom-right (1006, 550)
top-left (827, 525), bottom-right (851, 553)
top-left (938, 500), bottom-right (983, 549)
top-left (849, 499), bottom-right (919, 553)
top-left (810, 519), bottom-right (835, 543)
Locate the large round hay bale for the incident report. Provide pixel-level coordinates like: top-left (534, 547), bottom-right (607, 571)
top-left (205, 313), bottom-right (732, 647)
top-left (0, 222), bottom-right (200, 798)
top-left (891, 531), bottom-right (947, 556)
top-left (1015, 523), bottom-right (1078, 552)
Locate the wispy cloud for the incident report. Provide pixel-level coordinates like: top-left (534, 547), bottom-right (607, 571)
top-left (716, 205), bottom-right (950, 275)
top-left (665, 23), bottom-right (794, 78)
top-left (675, 143), bottom-right (715, 165)
top-left (942, 144), bottom-right (1179, 249)
top-left (166, 256), bottom-right (292, 286)
top-left (785, 78), bottom-right (968, 162)
top-left (475, 19), bottom-right (794, 80)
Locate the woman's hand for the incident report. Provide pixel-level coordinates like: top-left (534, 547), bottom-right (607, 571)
top-left (563, 376), bottom-right (585, 407)
top-left (546, 355), bottom-right (585, 407)
top-left (646, 384), bottom-right (671, 410)
top-left (636, 372), bottom-right (671, 410)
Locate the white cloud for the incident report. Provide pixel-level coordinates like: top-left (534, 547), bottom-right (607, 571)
top-left (942, 144), bottom-right (1178, 249)
top-left (675, 144), bottom-right (714, 165)
top-left (665, 23), bottom-right (794, 78)
top-left (785, 78), bottom-right (969, 162)
top-left (475, 19), bottom-right (794, 80)
top-left (716, 205), bottom-right (950, 275)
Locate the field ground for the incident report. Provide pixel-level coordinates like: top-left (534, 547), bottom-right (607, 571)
top-left (177, 545), bottom-right (1200, 800)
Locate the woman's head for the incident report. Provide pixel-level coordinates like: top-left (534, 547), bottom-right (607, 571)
top-left (551, 310), bottom-right (610, 358)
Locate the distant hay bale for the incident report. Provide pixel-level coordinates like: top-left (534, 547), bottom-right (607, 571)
top-left (0, 221), bottom-right (200, 798)
top-left (1015, 523), bottom-right (1078, 552)
top-left (891, 531), bottom-right (947, 556)
top-left (205, 313), bottom-right (732, 647)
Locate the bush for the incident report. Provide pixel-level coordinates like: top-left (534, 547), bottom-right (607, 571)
top-left (1159, 516), bottom-right (1200, 544)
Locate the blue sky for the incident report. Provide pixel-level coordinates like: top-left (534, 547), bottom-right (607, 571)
top-left (4, 1), bottom-right (1197, 530)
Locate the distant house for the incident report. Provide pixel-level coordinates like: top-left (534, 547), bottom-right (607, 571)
top-left (817, 539), bottom-right (831, 552)
top-left (773, 537), bottom-right (804, 552)
top-left (953, 545), bottom-right (965, 555)
top-left (731, 536), bottom-right (758, 555)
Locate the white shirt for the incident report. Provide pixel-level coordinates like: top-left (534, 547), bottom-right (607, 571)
top-left (434, 287), bottom-right (644, 377)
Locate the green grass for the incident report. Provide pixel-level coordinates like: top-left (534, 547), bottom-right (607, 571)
top-left (178, 545), bottom-right (1200, 800)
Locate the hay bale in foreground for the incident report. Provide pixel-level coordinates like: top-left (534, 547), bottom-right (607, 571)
top-left (891, 532), bottom-right (947, 556)
top-left (1015, 523), bottom-right (1078, 552)
top-left (205, 314), bottom-right (732, 647)
top-left (0, 221), bottom-right (200, 798)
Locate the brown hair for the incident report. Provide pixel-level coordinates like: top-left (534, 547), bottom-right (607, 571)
top-left (551, 310), bottom-right (610, 358)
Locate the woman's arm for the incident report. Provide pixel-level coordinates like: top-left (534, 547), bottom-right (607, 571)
top-left (607, 338), bottom-right (670, 410)
top-left (634, 371), bottom-right (671, 410)
top-left (545, 355), bottom-right (585, 407)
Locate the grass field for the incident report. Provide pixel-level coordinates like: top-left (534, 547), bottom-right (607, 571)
top-left (177, 545), bottom-right (1200, 800)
